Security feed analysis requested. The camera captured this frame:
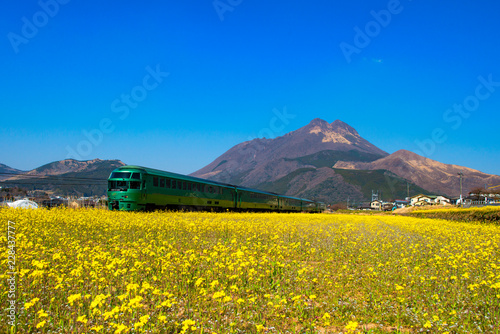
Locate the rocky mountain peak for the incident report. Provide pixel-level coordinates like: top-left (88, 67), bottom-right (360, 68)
top-left (331, 119), bottom-right (359, 137)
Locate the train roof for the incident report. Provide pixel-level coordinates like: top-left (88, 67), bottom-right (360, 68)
top-left (112, 165), bottom-right (236, 188)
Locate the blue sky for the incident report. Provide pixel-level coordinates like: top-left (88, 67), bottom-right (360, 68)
top-left (2, 0), bottom-right (500, 177)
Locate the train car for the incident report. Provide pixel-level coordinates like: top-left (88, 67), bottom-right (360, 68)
top-left (108, 166), bottom-right (237, 211)
top-left (279, 195), bottom-right (303, 212)
top-left (108, 165), bottom-right (324, 212)
top-left (237, 187), bottom-right (279, 211)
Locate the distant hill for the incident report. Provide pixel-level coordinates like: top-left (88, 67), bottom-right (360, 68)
top-left (0, 164), bottom-right (24, 181)
top-left (334, 149), bottom-right (500, 197)
top-left (192, 118), bottom-right (500, 203)
top-left (0, 159), bottom-right (125, 196)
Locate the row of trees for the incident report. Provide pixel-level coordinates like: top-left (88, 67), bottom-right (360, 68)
top-left (468, 186), bottom-right (500, 200)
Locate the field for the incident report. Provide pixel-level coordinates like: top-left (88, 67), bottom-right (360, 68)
top-left (407, 206), bottom-right (500, 224)
top-left (1, 208), bottom-right (500, 333)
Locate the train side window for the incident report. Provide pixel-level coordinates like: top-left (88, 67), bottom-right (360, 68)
top-left (177, 181), bottom-right (181, 189)
top-left (160, 178), bottom-right (165, 187)
top-left (187, 183), bottom-right (192, 191)
top-left (130, 181), bottom-right (141, 189)
top-left (153, 177), bottom-right (158, 187)
top-left (183, 182), bottom-right (187, 190)
top-left (131, 173), bottom-right (141, 180)
top-left (166, 179), bottom-right (171, 188)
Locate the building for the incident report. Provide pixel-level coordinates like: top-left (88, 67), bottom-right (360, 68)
top-left (410, 194), bottom-right (437, 206)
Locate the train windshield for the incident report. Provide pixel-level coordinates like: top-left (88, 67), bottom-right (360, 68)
top-left (108, 180), bottom-right (128, 191)
top-left (110, 172), bottom-right (131, 179)
top-left (108, 180), bottom-right (142, 191)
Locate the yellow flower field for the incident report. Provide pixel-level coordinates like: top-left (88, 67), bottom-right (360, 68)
top-left (1, 207), bottom-right (499, 333)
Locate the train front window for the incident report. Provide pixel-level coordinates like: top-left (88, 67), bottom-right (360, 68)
top-left (110, 172), bottom-right (131, 179)
top-left (108, 180), bottom-right (128, 191)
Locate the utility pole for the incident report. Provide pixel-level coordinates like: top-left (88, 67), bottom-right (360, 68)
top-left (458, 172), bottom-right (464, 207)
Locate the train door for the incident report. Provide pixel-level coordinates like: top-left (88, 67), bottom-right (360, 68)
top-left (232, 188), bottom-right (240, 209)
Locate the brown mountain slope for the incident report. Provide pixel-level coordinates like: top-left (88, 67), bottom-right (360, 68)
top-left (191, 118), bottom-right (387, 187)
top-left (334, 149), bottom-right (500, 196)
top-left (5, 159), bottom-right (125, 180)
top-left (0, 164), bottom-right (24, 181)
top-left (2, 159), bottom-right (125, 196)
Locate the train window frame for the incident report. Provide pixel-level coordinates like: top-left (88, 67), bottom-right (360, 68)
top-left (182, 182), bottom-right (187, 190)
top-left (166, 179), bottom-right (171, 188)
top-left (153, 177), bottom-right (159, 187)
top-left (172, 180), bottom-right (177, 189)
top-left (187, 183), bottom-right (192, 191)
top-left (159, 178), bottom-right (165, 188)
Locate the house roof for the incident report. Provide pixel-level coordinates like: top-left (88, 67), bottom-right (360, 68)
top-left (411, 194), bottom-right (437, 199)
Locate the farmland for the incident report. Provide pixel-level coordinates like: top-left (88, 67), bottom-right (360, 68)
top-left (1, 208), bottom-right (499, 333)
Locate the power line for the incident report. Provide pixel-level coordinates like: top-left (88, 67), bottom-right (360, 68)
top-left (0, 172), bottom-right (108, 182)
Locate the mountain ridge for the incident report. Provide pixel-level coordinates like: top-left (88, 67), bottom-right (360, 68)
top-left (1, 159), bottom-right (125, 196)
top-left (191, 118), bottom-right (387, 187)
top-left (192, 118), bottom-right (500, 202)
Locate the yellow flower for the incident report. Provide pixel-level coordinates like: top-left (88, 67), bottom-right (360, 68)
top-left (77, 315), bottom-right (88, 324)
top-left (345, 321), bottom-right (358, 332)
top-left (24, 297), bottom-right (40, 310)
top-left (68, 293), bottom-right (82, 306)
top-left (37, 309), bottom-right (48, 317)
top-left (36, 321), bottom-right (46, 328)
top-left (114, 324), bottom-right (128, 334)
top-left (212, 291), bottom-right (225, 299)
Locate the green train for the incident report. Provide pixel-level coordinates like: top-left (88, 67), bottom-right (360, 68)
top-left (107, 166), bottom-right (325, 212)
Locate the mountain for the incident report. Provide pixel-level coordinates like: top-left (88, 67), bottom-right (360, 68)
top-left (334, 149), bottom-right (500, 197)
top-left (1, 159), bottom-right (125, 196)
top-left (191, 119), bottom-right (427, 203)
top-left (192, 118), bottom-right (500, 203)
top-left (0, 164), bottom-right (24, 181)
top-left (192, 118), bottom-right (387, 186)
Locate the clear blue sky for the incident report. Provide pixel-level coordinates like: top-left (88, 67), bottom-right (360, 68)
top-left (2, 0), bottom-right (500, 176)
